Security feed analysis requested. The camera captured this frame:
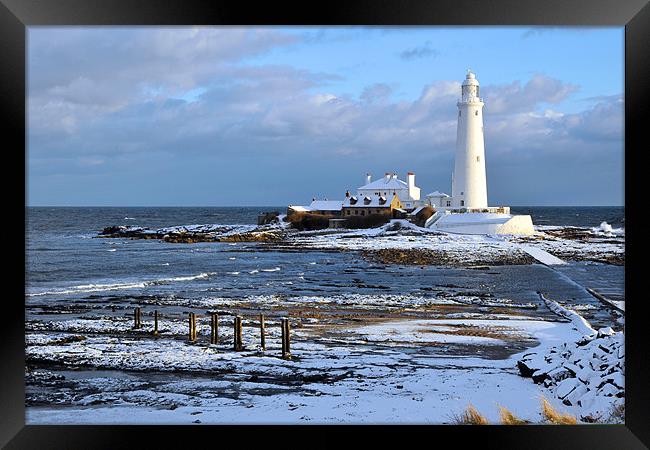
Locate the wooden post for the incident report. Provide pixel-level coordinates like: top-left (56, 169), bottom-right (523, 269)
top-left (134, 307), bottom-right (141, 329)
top-left (281, 318), bottom-right (291, 359)
top-left (285, 318), bottom-right (291, 356)
top-left (153, 310), bottom-right (159, 336)
top-left (210, 313), bottom-right (218, 345)
top-left (233, 316), bottom-right (243, 351)
top-left (192, 313), bottom-right (197, 341)
top-left (189, 312), bottom-right (197, 342)
top-left (259, 314), bottom-right (266, 351)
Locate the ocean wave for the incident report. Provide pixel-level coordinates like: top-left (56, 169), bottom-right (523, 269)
top-left (592, 221), bottom-right (624, 236)
top-left (261, 267), bottom-right (281, 272)
top-left (26, 272), bottom-right (213, 297)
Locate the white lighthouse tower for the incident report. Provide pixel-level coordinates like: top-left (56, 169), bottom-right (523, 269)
top-left (452, 70), bottom-right (488, 209)
top-left (425, 70), bottom-right (536, 235)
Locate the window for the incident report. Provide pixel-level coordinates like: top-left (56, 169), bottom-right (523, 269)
top-left (346, 210), bottom-right (350, 216)
top-left (446, 201), bottom-right (451, 207)
top-left (461, 200), bottom-right (465, 206)
top-left (476, 156), bottom-right (480, 162)
top-left (361, 211), bottom-right (365, 216)
top-left (475, 110), bottom-right (478, 116)
top-left (355, 210), bottom-right (358, 215)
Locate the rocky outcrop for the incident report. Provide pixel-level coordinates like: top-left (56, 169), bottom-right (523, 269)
top-left (362, 248), bottom-right (535, 267)
top-left (517, 327), bottom-right (624, 422)
top-left (98, 224), bottom-right (286, 243)
top-left (517, 292), bottom-right (624, 425)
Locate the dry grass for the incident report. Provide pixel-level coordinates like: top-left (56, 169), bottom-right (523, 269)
top-left (607, 402), bottom-right (625, 423)
top-left (541, 397), bottom-right (577, 424)
top-left (453, 404), bottom-right (489, 425)
top-left (498, 405), bottom-right (528, 425)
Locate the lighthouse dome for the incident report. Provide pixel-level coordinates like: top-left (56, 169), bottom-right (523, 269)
top-left (462, 71), bottom-right (479, 86)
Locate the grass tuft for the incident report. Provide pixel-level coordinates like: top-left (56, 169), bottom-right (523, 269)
top-left (541, 397), bottom-right (577, 424)
top-left (498, 405), bottom-right (528, 425)
top-left (453, 404), bottom-right (489, 425)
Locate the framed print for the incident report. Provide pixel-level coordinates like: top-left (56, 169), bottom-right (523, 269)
top-left (2, 0), bottom-right (649, 447)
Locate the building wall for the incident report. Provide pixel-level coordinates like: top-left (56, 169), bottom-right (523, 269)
top-left (427, 196), bottom-right (452, 208)
top-left (311, 209), bottom-right (342, 217)
top-left (433, 213), bottom-right (534, 235)
top-left (342, 207), bottom-right (392, 217)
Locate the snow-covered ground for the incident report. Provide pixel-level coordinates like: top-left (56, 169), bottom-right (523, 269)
top-left (278, 220), bottom-right (623, 266)
top-left (26, 314), bottom-right (596, 424)
top-left (26, 285), bottom-right (624, 424)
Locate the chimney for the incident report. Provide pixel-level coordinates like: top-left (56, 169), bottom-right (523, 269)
top-left (407, 172), bottom-right (415, 188)
top-left (384, 172), bottom-right (390, 182)
top-left (392, 173), bottom-right (397, 179)
top-left (345, 190), bottom-right (350, 198)
top-left (366, 173), bottom-right (372, 185)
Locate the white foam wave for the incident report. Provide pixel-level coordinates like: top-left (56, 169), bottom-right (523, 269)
top-left (26, 272), bottom-right (213, 297)
top-left (261, 267), bottom-right (281, 272)
top-left (593, 221), bottom-right (624, 236)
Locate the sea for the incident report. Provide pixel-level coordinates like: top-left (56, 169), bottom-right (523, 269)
top-left (25, 206), bottom-right (625, 317)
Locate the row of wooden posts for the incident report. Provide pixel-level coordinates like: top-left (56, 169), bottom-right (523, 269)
top-left (133, 307), bottom-right (291, 359)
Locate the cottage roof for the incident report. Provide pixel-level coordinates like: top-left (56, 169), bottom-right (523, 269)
top-left (308, 200), bottom-right (343, 211)
top-left (343, 194), bottom-right (396, 208)
top-left (426, 191), bottom-right (450, 198)
top-left (358, 176), bottom-right (408, 191)
top-left (288, 205), bottom-right (310, 212)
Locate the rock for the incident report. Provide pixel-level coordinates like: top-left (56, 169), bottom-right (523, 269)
top-left (597, 327), bottom-right (615, 338)
top-left (556, 378), bottom-right (580, 399)
top-left (597, 383), bottom-right (620, 397)
top-left (517, 360), bottom-right (537, 378)
top-left (563, 384), bottom-right (589, 407)
top-left (532, 369), bottom-right (549, 384)
top-left (547, 366), bottom-right (572, 382)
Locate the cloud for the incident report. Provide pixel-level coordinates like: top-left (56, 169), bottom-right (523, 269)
top-left (360, 83), bottom-right (393, 103)
top-left (399, 41), bottom-right (439, 60)
top-left (484, 74), bottom-right (579, 114)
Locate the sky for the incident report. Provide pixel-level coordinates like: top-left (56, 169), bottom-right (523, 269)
top-left (27, 26), bottom-right (624, 206)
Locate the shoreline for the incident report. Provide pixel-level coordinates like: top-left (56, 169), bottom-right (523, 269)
top-left (95, 220), bottom-right (625, 267)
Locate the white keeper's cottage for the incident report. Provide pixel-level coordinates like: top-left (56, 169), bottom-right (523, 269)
top-left (356, 172), bottom-right (421, 209)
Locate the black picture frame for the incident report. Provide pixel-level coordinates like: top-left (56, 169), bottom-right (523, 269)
top-left (3, 0), bottom-right (648, 447)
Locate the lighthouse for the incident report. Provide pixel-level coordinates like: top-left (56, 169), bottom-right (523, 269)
top-left (451, 70), bottom-right (488, 209)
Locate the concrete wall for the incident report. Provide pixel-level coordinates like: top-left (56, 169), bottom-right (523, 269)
top-left (433, 213), bottom-right (535, 235)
